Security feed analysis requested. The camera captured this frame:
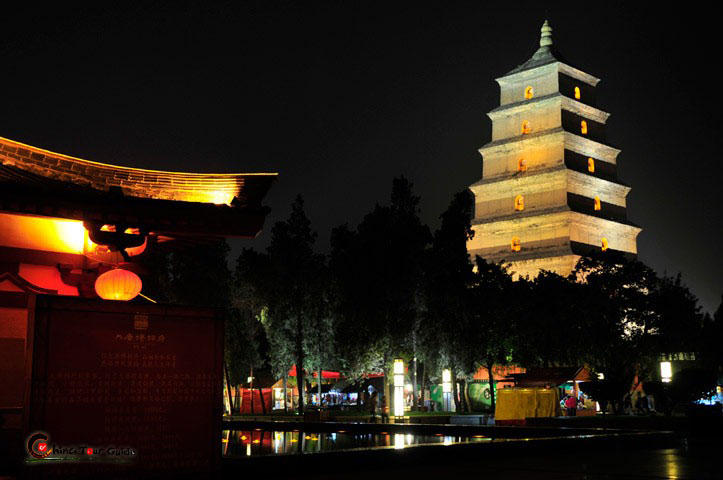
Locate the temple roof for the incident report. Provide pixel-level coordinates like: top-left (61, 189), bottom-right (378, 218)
top-left (0, 135), bottom-right (277, 238)
top-left (505, 20), bottom-right (570, 76)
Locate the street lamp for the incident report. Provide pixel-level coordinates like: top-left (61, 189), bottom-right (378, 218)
top-left (442, 369), bottom-right (452, 412)
top-left (660, 361), bottom-right (672, 383)
top-left (393, 359), bottom-right (405, 419)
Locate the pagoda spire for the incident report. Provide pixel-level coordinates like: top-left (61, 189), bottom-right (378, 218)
top-left (539, 20), bottom-right (553, 48)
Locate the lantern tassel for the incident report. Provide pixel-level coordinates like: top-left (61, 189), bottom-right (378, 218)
top-left (138, 292), bottom-right (157, 304)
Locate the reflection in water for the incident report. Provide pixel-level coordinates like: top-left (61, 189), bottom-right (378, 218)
top-left (222, 430), bottom-right (489, 457)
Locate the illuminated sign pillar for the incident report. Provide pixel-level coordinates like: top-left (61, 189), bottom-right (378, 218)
top-left (442, 369), bottom-right (452, 412)
top-left (660, 361), bottom-right (672, 383)
top-left (393, 359), bottom-right (405, 419)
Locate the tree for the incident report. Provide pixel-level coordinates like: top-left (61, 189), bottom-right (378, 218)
top-left (514, 271), bottom-right (587, 368)
top-left (423, 190), bottom-right (476, 412)
top-left (469, 257), bottom-right (516, 415)
top-left (700, 295), bottom-right (723, 381)
top-left (649, 273), bottom-right (707, 356)
top-left (330, 177), bottom-right (431, 408)
top-left (232, 249), bottom-right (272, 413)
top-left (571, 253), bottom-right (659, 411)
top-left (241, 195), bottom-right (328, 414)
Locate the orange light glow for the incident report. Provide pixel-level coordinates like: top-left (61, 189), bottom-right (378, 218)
top-left (252, 440), bottom-right (260, 444)
top-left (0, 213), bottom-right (86, 255)
top-left (514, 195), bottom-right (525, 211)
top-left (209, 190), bottom-right (234, 205)
top-left (518, 158), bottom-right (527, 172)
top-left (574, 86), bottom-right (581, 100)
top-left (594, 196), bottom-right (601, 211)
top-left (580, 121), bottom-right (588, 135)
top-left (524, 86), bottom-right (534, 99)
top-left (511, 236), bottom-right (521, 252)
top-left (601, 237), bottom-right (609, 251)
top-left (123, 228), bottom-right (147, 256)
top-left (521, 120), bottom-right (531, 135)
top-left (588, 158), bottom-right (595, 173)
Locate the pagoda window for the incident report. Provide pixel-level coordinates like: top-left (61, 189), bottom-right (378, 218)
top-left (601, 237), bottom-right (609, 251)
top-left (518, 158), bottom-right (527, 172)
top-left (524, 86), bottom-right (534, 99)
top-left (514, 195), bottom-right (525, 211)
top-left (580, 121), bottom-right (588, 135)
top-left (594, 196), bottom-right (601, 211)
top-left (511, 236), bottom-right (521, 252)
top-left (521, 121), bottom-right (531, 135)
top-left (574, 86), bottom-right (581, 100)
top-left (588, 158), bottom-right (595, 173)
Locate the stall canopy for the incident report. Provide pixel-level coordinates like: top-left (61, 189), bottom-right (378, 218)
top-left (509, 366), bottom-right (591, 388)
top-left (287, 366), bottom-right (341, 379)
top-left (286, 366), bottom-right (385, 380)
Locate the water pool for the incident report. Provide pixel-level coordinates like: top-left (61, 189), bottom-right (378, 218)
top-left (221, 429), bottom-right (490, 457)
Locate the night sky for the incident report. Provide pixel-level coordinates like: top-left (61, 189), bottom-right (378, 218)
top-left (1, 2), bottom-right (720, 313)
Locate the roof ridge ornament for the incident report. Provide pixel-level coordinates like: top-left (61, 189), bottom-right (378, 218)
top-left (540, 19), bottom-right (553, 48)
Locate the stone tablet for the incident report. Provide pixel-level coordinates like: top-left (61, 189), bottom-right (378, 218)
top-left (24, 295), bottom-right (223, 478)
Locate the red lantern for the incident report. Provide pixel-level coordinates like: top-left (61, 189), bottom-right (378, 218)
top-left (95, 268), bottom-right (142, 301)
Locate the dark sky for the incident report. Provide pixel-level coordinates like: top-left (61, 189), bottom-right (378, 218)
top-left (1, 2), bottom-right (721, 313)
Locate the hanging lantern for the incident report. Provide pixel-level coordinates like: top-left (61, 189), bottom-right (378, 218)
top-left (95, 268), bottom-right (142, 301)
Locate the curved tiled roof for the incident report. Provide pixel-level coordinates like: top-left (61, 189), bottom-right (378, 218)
top-left (0, 136), bottom-right (277, 207)
top-left (0, 135), bottom-right (277, 238)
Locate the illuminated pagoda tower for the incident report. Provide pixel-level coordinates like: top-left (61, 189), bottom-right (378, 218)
top-left (467, 21), bottom-right (641, 278)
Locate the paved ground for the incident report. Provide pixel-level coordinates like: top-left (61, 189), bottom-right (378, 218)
top-left (272, 447), bottom-right (718, 480)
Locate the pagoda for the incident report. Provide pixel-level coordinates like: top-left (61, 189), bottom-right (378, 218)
top-left (467, 21), bottom-right (641, 278)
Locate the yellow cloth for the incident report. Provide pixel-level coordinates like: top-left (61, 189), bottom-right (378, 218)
top-left (495, 388), bottom-right (561, 420)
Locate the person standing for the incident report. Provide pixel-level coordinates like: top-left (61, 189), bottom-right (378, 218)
top-left (368, 391), bottom-right (378, 423)
top-left (565, 394), bottom-right (577, 417)
top-left (380, 396), bottom-right (389, 423)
